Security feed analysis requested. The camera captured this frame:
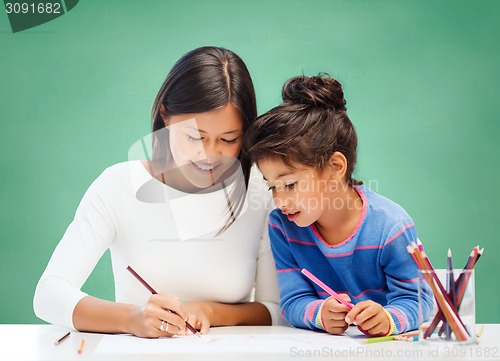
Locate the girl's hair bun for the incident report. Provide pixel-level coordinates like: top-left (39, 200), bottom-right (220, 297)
top-left (282, 74), bottom-right (346, 111)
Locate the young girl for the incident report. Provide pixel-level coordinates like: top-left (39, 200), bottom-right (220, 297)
top-left (33, 46), bottom-right (283, 338)
top-left (244, 75), bottom-right (433, 336)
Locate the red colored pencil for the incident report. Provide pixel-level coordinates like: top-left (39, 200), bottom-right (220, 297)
top-left (454, 247), bottom-right (481, 306)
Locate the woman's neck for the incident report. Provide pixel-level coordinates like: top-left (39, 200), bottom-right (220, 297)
top-left (314, 185), bottom-right (364, 246)
top-left (141, 160), bottom-right (203, 193)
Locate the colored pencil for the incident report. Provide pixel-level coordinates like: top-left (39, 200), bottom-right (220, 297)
top-left (77, 339), bottom-right (85, 354)
top-left (425, 246), bottom-right (482, 338)
top-left (419, 248), bottom-right (468, 341)
top-left (366, 331), bottom-right (419, 344)
top-left (444, 248), bottom-right (455, 340)
top-left (365, 335), bottom-right (395, 344)
top-left (419, 247), bottom-right (459, 314)
top-left (408, 244), bottom-right (469, 341)
top-left (455, 247), bottom-right (481, 306)
top-left (476, 324), bottom-right (485, 338)
top-left (126, 266), bottom-right (199, 337)
top-left (425, 248), bottom-right (474, 338)
top-left (54, 331), bottom-right (70, 345)
top-left (447, 249), bottom-right (456, 308)
top-left (301, 268), bottom-right (353, 310)
top-left (401, 336), bottom-right (418, 342)
top-left (411, 244), bottom-right (462, 313)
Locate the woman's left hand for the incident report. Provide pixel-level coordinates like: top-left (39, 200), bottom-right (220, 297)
top-left (178, 301), bottom-right (213, 335)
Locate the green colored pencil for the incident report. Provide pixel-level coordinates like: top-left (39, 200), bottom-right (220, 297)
top-left (365, 335), bottom-right (396, 344)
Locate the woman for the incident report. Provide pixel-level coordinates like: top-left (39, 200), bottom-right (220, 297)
top-left (33, 46), bottom-right (282, 338)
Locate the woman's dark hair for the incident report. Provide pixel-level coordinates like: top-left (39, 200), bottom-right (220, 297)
top-left (245, 74), bottom-right (362, 186)
top-left (151, 46), bottom-right (257, 233)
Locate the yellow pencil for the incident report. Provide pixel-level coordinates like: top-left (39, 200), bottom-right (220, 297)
top-left (476, 325), bottom-right (485, 338)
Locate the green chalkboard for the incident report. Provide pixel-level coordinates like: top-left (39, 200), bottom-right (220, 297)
top-left (0, 0), bottom-right (498, 325)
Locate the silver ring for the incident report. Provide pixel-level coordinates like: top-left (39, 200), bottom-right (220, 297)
top-left (165, 322), bottom-right (169, 333)
top-left (160, 320), bottom-right (165, 332)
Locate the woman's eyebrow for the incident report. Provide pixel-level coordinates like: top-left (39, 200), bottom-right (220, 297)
top-left (184, 126), bottom-right (241, 135)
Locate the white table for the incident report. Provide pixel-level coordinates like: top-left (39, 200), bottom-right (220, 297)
top-left (0, 324), bottom-right (498, 361)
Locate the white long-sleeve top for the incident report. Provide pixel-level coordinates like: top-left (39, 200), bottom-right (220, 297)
top-left (33, 161), bottom-right (283, 329)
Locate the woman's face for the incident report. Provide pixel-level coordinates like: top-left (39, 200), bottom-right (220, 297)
top-left (163, 103), bottom-right (244, 189)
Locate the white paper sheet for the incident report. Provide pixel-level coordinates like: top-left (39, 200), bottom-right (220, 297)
top-left (95, 332), bottom-right (362, 354)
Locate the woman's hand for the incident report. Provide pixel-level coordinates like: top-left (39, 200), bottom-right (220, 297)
top-left (320, 294), bottom-right (351, 335)
top-left (179, 301), bottom-right (214, 335)
top-left (345, 300), bottom-right (391, 337)
top-left (128, 293), bottom-right (188, 338)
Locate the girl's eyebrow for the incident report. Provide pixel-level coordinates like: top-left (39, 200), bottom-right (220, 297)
top-left (263, 172), bottom-right (294, 181)
top-left (184, 126), bottom-right (241, 135)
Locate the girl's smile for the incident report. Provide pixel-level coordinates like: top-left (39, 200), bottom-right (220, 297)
top-left (286, 211), bottom-right (301, 222)
top-left (258, 154), bottom-right (363, 245)
top-left (258, 158), bottom-right (334, 228)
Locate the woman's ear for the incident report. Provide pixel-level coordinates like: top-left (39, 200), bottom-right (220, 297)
top-left (160, 104), bottom-right (169, 127)
top-left (328, 151), bottom-right (348, 179)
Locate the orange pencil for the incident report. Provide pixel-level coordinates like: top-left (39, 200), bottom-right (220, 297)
top-left (77, 339), bottom-right (85, 354)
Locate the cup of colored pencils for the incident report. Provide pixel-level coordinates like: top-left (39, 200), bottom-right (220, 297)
top-left (410, 243), bottom-right (482, 344)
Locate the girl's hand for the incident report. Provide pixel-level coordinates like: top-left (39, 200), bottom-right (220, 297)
top-left (178, 301), bottom-right (214, 335)
top-left (320, 294), bottom-right (351, 335)
top-left (128, 293), bottom-right (188, 338)
top-left (345, 300), bottom-right (391, 337)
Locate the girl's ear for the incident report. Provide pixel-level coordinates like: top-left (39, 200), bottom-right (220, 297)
top-left (328, 151), bottom-right (348, 179)
top-left (160, 104), bottom-right (169, 127)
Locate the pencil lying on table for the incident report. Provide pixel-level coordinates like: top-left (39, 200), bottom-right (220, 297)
top-left (77, 339), bottom-right (85, 354)
top-left (54, 331), bottom-right (70, 345)
top-left (126, 266), bottom-right (199, 337)
top-left (365, 331), bottom-right (419, 344)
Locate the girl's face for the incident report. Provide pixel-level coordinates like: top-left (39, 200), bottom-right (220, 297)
top-left (258, 158), bottom-right (340, 227)
top-left (164, 103), bottom-right (243, 189)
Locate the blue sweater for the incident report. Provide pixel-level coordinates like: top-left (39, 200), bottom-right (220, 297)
top-left (268, 185), bottom-right (433, 334)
